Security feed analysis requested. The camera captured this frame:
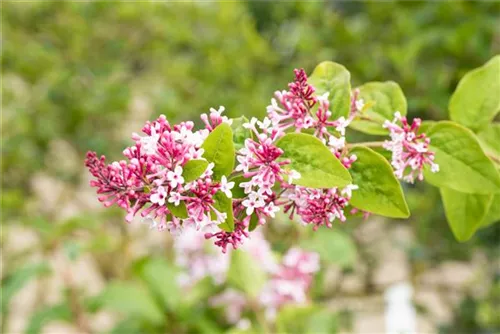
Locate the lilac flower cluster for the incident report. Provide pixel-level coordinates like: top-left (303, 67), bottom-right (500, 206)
top-left (86, 68), bottom-right (438, 253)
top-left (86, 110), bottom-right (231, 238)
top-left (383, 112), bottom-right (439, 183)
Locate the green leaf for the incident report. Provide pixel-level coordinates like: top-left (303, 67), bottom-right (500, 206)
top-left (276, 133), bottom-right (352, 188)
top-left (449, 55), bottom-right (500, 130)
top-left (300, 229), bottom-right (357, 269)
top-left (350, 81), bottom-right (407, 135)
top-left (419, 120), bottom-right (437, 134)
top-left (97, 281), bottom-right (163, 324)
top-left (309, 61), bottom-right (351, 119)
top-left (26, 303), bottom-right (73, 334)
top-left (182, 159), bottom-right (209, 183)
top-left (440, 187), bottom-right (493, 242)
top-left (230, 175), bottom-right (249, 199)
top-left (202, 123), bottom-right (235, 180)
top-left (231, 116), bottom-right (252, 150)
top-left (477, 123), bottom-right (500, 163)
top-left (482, 194), bottom-right (500, 227)
top-left (227, 250), bottom-right (267, 298)
top-left (424, 121), bottom-right (500, 194)
top-left (248, 214), bottom-right (259, 232)
top-left (349, 146), bottom-right (410, 218)
top-left (212, 191), bottom-right (234, 231)
top-left (139, 258), bottom-right (181, 311)
top-left (276, 306), bottom-right (337, 334)
top-left (167, 201), bottom-right (188, 219)
top-left (2, 262), bottom-right (51, 314)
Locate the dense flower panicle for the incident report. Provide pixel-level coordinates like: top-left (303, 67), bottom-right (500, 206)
top-left (205, 220), bottom-right (250, 253)
top-left (87, 68), bottom-right (433, 254)
top-left (267, 69), bottom-right (317, 132)
top-left (383, 112), bottom-right (439, 183)
top-left (284, 185), bottom-right (358, 231)
top-left (86, 110), bottom-right (234, 241)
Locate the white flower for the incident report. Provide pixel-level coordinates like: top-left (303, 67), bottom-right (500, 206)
top-left (431, 163), bottom-right (440, 173)
top-left (136, 127), bottom-right (160, 155)
top-left (220, 176), bottom-right (235, 198)
top-left (150, 186), bottom-right (167, 206)
top-left (355, 98), bottom-right (365, 111)
top-left (202, 162), bottom-right (215, 178)
top-left (167, 165), bottom-right (184, 188)
top-left (341, 184), bottom-right (359, 198)
top-left (243, 117), bottom-right (258, 130)
top-left (263, 202), bottom-right (280, 218)
top-left (288, 170), bottom-right (301, 184)
top-left (257, 117), bottom-right (272, 131)
top-left (328, 135), bottom-right (346, 151)
top-left (168, 192), bottom-right (182, 206)
top-left (242, 191), bottom-right (265, 215)
top-left (335, 117), bottom-right (351, 136)
top-left (317, 92), bottom-right (330, 102)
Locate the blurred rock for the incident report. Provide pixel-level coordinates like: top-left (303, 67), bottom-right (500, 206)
top-left (416, 261), bottom-right (475, 289)
top-left (414, 287), bottom-right (452, 324)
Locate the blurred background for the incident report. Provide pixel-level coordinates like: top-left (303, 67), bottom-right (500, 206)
top-left (2, 1), bottom-right (500, 333)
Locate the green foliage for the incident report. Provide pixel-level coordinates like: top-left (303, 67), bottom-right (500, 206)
top-left (2, 263), bottom-right (51, 316)
top-left (308, 61), bottom-right (351, 120)
top-left (183, 159), bottom-right (209, 183)
top-left (449, 56), bottom-right (500, 131)
top-left (477, 124), bottom-right (500, 163)
top-left (231, 116), bottom-right (252, 151)
top-left (440, 188), bottom-right (493, 242)
top-left (276, 305), bottom-right (337, 334)
top-left (230, 175), bottom-right (250, 199)
top-left (350, 81), bottom-right (407, 135)
top-left (227, 250), bottom-right (267, 298)
top-left (424, 121), bottom-right (500, 194)
top-left (137, 258), bottom-right (181, 310)
top-left (96, 281), bottom-right (164, 325)
top-left (212, 191), bottom-right (234, 231)
top-left (483, 194), bottom-right (500, 227)
top-left (349, 146), bottom-right (410, 218)
top-left (300, 229), bottom-right (357, 269)
top-left (26, 303), bottom-right (73, 334)
top-left (167, 201), bottom-right (188, 219)
top-left (202, 123), bottom-right (235, 181)
top-left (276, 133), bottom-right (352, 188)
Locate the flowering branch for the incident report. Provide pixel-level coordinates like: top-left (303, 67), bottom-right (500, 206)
top-left (84, 64), bottom-right (446, 253)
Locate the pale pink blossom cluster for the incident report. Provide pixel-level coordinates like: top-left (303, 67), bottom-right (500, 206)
top-left (200, 233), bottom-right (319, 323)
top-left (86, 108), bottom-right (234, 242)
top-left (284, 185), bottom-right (359, 230)
top-left (265, 69), bottom-right (359, 229)
top-left (259, 248), bottom-right (320, 319)
top-left (234, 117), bottom-right (294, 226)
top-left (383, 112), bottom-right (439, 183)
top-left (87, 68), bottom-right (438, 253)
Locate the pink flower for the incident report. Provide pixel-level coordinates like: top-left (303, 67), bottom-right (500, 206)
top-left (210, 289), bottom-right (248, 324)
top-left (260, 248), bottom-right (320, 319)
top-left (284, 186), bottom-right (354, 230)
top-left (383, 112), bottom-right (439, 183)
top-left (167, 165), bottom-right (184, 188)
top-left (150, 186), bottom-right (167, 206)
top-left (220, 176), bottom-right (235, 198)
